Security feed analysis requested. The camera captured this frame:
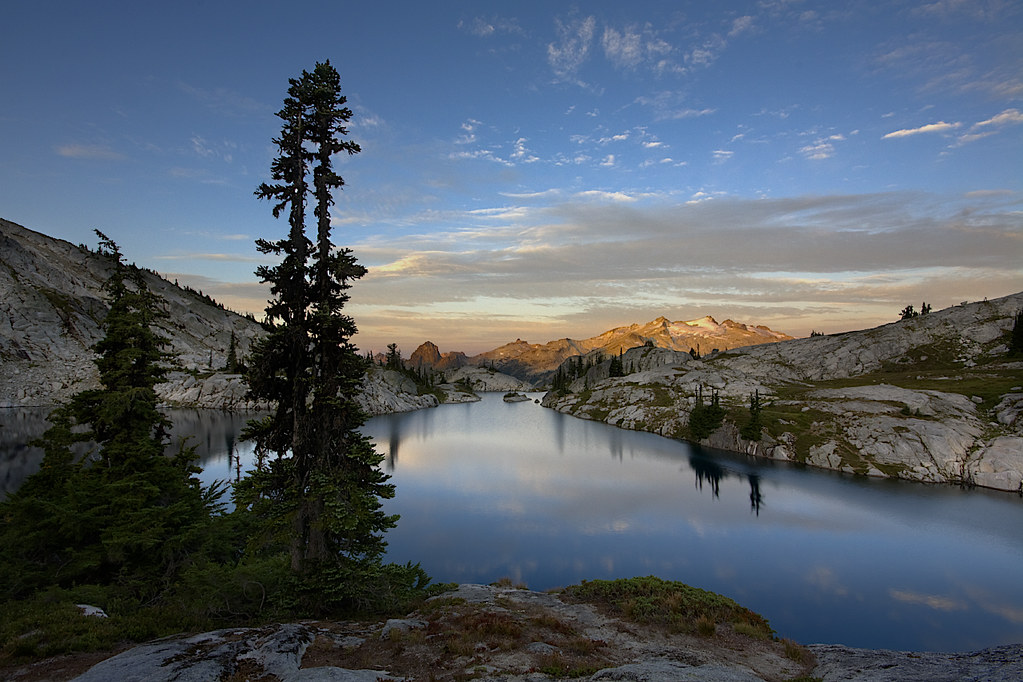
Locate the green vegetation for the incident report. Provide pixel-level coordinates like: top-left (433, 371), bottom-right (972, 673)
top-left (687, 386), bottom-right (726, 441)
top-left (1, 63), bottom-right (435, 666)
top-left (564, 576), bottom-right (773, 639)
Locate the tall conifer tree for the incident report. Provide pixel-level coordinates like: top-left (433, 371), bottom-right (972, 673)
top-left (239, 62), bottom-right (400, 607)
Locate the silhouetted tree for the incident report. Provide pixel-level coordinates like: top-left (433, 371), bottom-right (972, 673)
top-left (385, 343), bottom-right (402, 370)
top-left (900, 305), bottom-right (918, 320)
top-left (238, 61), bottom-right (421, 612)
top-left (224, 330), bottom-right (241, 373)
top-left (1010, 309), bottom-right (1023, 357)
top-left (740, 390), bottom-right (763, 441)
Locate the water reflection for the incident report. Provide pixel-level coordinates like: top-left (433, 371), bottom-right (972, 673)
top-left (2, 397), bottom-right (1023, 652)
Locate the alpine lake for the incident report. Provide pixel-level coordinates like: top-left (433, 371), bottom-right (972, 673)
top-left (2, 392), bottom-right (1021, 653)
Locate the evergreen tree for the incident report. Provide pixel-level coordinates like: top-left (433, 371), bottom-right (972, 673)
top-left (238, 61), bottom-right (420, 611)
top-left (224, 330), bottom-right (240, 372)
top-left (1010, 309), bottom-right (1023, 357)
top-left (0, 232), bottom-right (208, 598)
top-left (687, 386), bottom-right (725, 441)
top-left (740, 390), bottom-right (763, 441)
top-left (900, 304), bottom-right (918, 320)
top-left (385, 342), bottom-right (402, 370)
top-left (608, 349), bottom-right (625, 377)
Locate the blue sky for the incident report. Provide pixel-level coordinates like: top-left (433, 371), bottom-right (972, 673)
top-left (2, 1), bottom-right (1020, 354)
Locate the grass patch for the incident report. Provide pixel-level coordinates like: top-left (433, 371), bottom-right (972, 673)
top-left (564, 576), bottom-right (772, 639)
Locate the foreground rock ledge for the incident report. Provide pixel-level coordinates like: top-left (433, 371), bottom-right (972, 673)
top-left (30, 584), bottom-right (1020, 681)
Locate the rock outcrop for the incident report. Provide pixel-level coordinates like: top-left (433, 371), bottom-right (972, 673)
top-left (35, 583), bottom-right (1021, 681)
top-left (443, 366), bottom-right (532, 393)
top-left (357, 368), bottom-right (439, 415)
top-left (543, 293), bottom-right (1023, 492)
top-left (408, 340), bottom-right (468, 372)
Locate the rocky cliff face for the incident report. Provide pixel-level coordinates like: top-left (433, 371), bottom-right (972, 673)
top-left (408, 340), bottom-right (468, 372)
top-left (543, 293), bottom-right (1023, 493)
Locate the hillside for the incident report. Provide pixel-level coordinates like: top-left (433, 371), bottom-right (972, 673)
top-left (0, 219), bottom-right (267, 409)
top-left (543, 293), bottom-right (1023, 492)
top-left (0, 219), bottom-right (437, 415)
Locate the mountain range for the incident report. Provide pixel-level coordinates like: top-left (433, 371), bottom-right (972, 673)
top-left (405, 316), bottom-right (792, 385)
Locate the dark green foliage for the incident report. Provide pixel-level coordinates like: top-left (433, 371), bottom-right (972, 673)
top-left (608, 349), bottom-right (625, 378)
top-left (240, 61), bottom-right (426, 613)
top-left (1010, 309), bottom-right (1023, 357)
top-left (385, 342), bottom-right (402, 369)
top-left (740, 390), bottom-right (763, 441)
top-left (687, 386), bottom-right (725, 441)
top-left (223, 331), bottom-right (243, 373)
top-left (900, 304), bottom-right (917, 320)
top-left (0, 232), bottom-right (211, 601)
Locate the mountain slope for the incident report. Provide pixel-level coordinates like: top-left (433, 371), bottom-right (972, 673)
top-left (0, 218), bottom-right (265, 408)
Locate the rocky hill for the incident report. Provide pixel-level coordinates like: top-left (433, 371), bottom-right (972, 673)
top-left (542, 293), bottom-right (1023, 492)
top-left (0, 218), bottom-right (268, 409)
top-left (0, 219), bottom-right (438, 415)
top-left (407, 340), bottom-right (469, 372)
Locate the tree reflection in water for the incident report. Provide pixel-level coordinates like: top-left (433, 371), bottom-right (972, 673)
top-left (689, 451), bottom-right (763, 515)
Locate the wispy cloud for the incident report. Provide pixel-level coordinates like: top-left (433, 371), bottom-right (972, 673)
top-left (55, 143), bottom-right (126, 160)
top-left (547, 14), bottom-right (597, 83)
top-left (154, 252), bottom-right (263, 263)
top-left (457, 16), bottom-right (523, 38)
top-left (176, 81), bottom-right (266, 118)
top-left (956, 108), bottom-right (1023, 145)
top-left (882, 121), bottom-right (961, 138)
top-left (800, 134), bottom-right (845, 160)
top-left (634, 91), bottom-right (716, 121)
top-left (601, 24), bottom-right (675, 73)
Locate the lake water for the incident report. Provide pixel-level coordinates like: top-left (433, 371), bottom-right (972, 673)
top-left (3, 395), bottom-right (1022, 652)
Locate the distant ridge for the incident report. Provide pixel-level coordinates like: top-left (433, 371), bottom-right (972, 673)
top-left (410, 316), bottom-right (794, 385)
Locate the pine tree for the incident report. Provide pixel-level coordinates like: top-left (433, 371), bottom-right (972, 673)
top-left (1010, 309), bottom-right (1023, 357)
top-left (0, 232), bottom-right (207, 598)
top-left (238, 62), bottom-right (419, 611)
top-left (224, 330), bottom-right (240, 372)
top-left (740, 390), bottom-right (763, 441)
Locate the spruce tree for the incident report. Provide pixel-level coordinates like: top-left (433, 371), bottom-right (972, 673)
top-left (238, 61), bottom-right (415, 611)
top-left (0, 232), bottom-right (207, 598)
top-left (1010, 309), bottom-right (1023, 357)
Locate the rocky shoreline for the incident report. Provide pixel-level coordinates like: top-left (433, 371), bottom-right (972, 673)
top-left (542, 293), bottom-right (1023, 493)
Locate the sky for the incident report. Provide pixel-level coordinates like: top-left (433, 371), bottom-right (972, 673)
top-left (2, 1), bottom-right (1021, 355)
